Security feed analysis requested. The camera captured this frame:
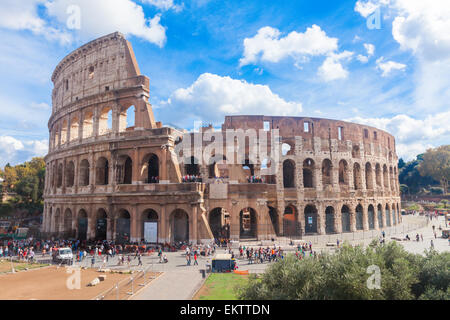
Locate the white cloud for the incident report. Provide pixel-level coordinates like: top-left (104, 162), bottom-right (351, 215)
top-left (0, 136), bottom-right (48, 167)
top-left (45, 0), bottom-right (167, 47)
top-left (142, 0), bottom-right (183, 12)
top-left (318, 51), bottom-right (353, 81)
top-left (357, 55), bottom-right (369, 63)
top-left (30, 102), bottom-right (51, 110)
top-left (347, 111), bottom-right (450, 160)
top-left (0, 0), bottom-right (71, 44)
top-left (364, 43), bottom-right (375, 56)
top-left (376, 57), bottom-right (406, 76)
top-left (240, 24), bottom-right (338, 66)
top-left (158, 73), bottom-right (303, 127)
top-left (354, 0), bottom-right (380, 18)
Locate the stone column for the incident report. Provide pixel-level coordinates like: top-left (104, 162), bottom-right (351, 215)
top-left (350, 205), bottom-right (357, 232)
top-left (131, 204), bottom-right (139, 243)
top-left (331, 161), bottom-right (339, 193)
top-left (362, 204), bottom-right (369, 231)
top-left (159, 204), bottom-right (166, 243)
top-left (192, 205), bottom-right (198, 244)
top-left (317, 202), bottom-right (325, 235)
top-left (314, 166), bottom-right (323, 192)
top-left (335, 205), bottom-right (342, 233)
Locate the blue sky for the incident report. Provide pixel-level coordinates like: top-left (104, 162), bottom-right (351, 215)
top-left (0, 0), bottom-right (449, 166)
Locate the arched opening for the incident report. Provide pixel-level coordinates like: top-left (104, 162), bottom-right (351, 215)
top-left (338, 160), bottom-right (349, 185)
top-left (304, 205), bottom-right (318, 234)
top-left (96, 209), bottom-right (108, 241)
top-left (242, 158), bottom-right (255, 177)
top-left (283, 205), bottom-right (299, 237)
top-left (240, 207), bottom-right (257, 239)
top-left (65, 161), bottom-right (75, 187)
top-left (353, 163), bottom-right (362, 190)
top-left (64, 209), bottom-right (72, 235)
top-left (57, 164), bottom-right (63, 188)
top-left (209, 208), bottom-right (230, 240)
top-left (385, 204), bottom-right (391, 226)
top-left (146, 154), bottom-right (159, 183)
top-left (184, 156), bottom-right (200, 176)
top-left (261, 158), bottom-right (276, 184)
top-left (82, 110), bottom-right (94, 139)
top-left (356, 204), bottom-right (363, 230)
top-left (392, 204), bottom-right (397, 225)
top-left (119, 105), bottom-right (136, 132)
top-left (79, 159), bottom-right (90, 186)
top-left (268, 206), bottom-right (279, 236)
top-left (383, 165), bottom-right (389, 188)
top-left (377, 204), bottom-right (383, 228)
top-left (281, 143), bottom-right (293, 156)
top-left (325, 206), bottom-right (335, 234)
top-left (95, 157), bottom-right (109, 185)
top-left (283, 159), bottom-right (295, 188)
top-left (171, 209), bottom-right (189, 243)
top-left (341, 205), bottom-right (351, 232)
top-left (77, 209), bottom-right (88, 241)
top-left (99, 107), bottom-right (113, 135)
top-left (142, 209), bottom-right (159, 243)
top-left (53, 128), bottom-right (59, 149)
top-left (368, 204), bottom-right (375, 229)
top-left (322, 159), bottom-right (332, 186)
top-left (352, 145), bottom-right (360, 158)
top-left (365, 162), bottom-right (373, 189)
top-left (117, 156), bottom-right (132, 184)
top-left (390, 167), bottom-right (395, 191)
top-left (61, 120), bottom-right (68, 145)
top-left (208, 155), bottom-right (227, 178)
top-left (303, 158), bottom-right (314, 188)
top-left (54, 209), bottom-right (61, 234)
top-left (375, 163), bottom-right (382, 187)
top-left (70, 117), bottom-right (79, 142)
top-left (116, 209), bottom-right (131, 244)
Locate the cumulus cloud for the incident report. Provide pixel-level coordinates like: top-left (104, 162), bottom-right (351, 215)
top-left (0, 0), bottom-right (167, 47)
top-left (347, 111), bottom-right (450, 160)
top-left (157, 73), bottom-right (303, 127)
top-left (317, 51), bottom-right (353, 81)
top-left (45, 0), bottom-right (167, 47)
top-left (240, 24), bottom-right (338, 66)
top-left (376, 57), bottom-right (406, 76)
top-left (0, 136), bottom-right (48, 167)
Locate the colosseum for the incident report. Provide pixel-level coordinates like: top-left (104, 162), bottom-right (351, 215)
top-left (42, 32), bottom-right (402, 244)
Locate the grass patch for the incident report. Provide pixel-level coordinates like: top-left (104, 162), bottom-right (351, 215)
top-left (0, 260), bottom-right (49, 273)
top-left (194, 273), bottom-right (249, 300)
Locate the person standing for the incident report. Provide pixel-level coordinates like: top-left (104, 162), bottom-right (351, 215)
top-left (193, 252), bottom-right (198, 265)
top-left (430, 240), bottom-right (434, 249)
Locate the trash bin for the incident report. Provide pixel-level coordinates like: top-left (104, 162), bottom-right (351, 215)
top-left (200, 269), bottom-right (206, 278)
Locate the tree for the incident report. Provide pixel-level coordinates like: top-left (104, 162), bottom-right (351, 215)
top-left (418, 145), bottom-right (450, 194)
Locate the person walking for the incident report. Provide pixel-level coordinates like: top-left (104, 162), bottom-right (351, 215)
top-left (193, 252), bottom-right (198, 265)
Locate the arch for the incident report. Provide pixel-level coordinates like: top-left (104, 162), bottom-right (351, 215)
top-left (341, 205), bottom-right (351, 232)
top-left (82, 110), bottom-right (94, 139)
top-left (355, 204), bottom-right (363, 230)
top-left (368, 204), bottom-right (375, 229)
top-left (65, 161), bottom-right (75, 187)
top-left (377, 204), bottom-right (383, 228)
top-left (385, 204), bottom-right (391, 227)
top-left (268, 206), bottom-right (279, 236)
top-left (116, 209), bottom-right (131, 243)
top-left (392, 204), bottom-right (397, 225)
top-left (64, 208), bottom-right (72, 234)
top-left (375, 163), bottom-right (382, 187)
top-left (142, 209), bottom-right (159, 243)
top-left (365, 162), bottom-right (373, 189)
top-left (283, 159), bottom-right (295, 188)
top-left (242, 158), bottom-right (255, 177)
top-left (119, 105), bottom-right (136, 132)
top-left (79, 159), bottom-right (90, 186)
top-left (117, 156), bottom-right (132, 184)
top-left (70, 117), bottom-right (79, 142)
top-left (353, 163), bottom-right (362, 190)
top-left (99, 106), bottom-right (113, 135)
top-left (184, 156), bottom-right (200, 176)
top-left (325, 206), bottom-right (335, 234)
top-left (303, 158), bottom-right (315, 188)
top-left (338, 160), bottom-right (349, 185)
top-left (281, 143), bottom-right (293, 156)
top-left (352, 145), bottom-right (360, 158)
top-left (304, 205), bottom-right (318, 234)
top-left (283, 205), bottom-right (299, 237)
top-left (322, 159), bottom-right (332, 186)
top-left (57, 163), bottom-right (63, 188)
top-left (240, 207), bottom-right (257, 239)
top-left (54, 209), bottom-right (61, 233)
top-left (389, 166), bottom-right (395, 191)
top-left (170, 209), bottom-right (189, 243)
top-left (209, 208), bottom-right (230, 239)
top-left (77, 209), bottom-right (88, 240)
top-left (96, 209), bottom-right (108, 241)
top-left (383, 164), bottom-right (389, 188)
top-left (61, 119), bottom-right (68, 145)
top-left (141, 153), bottom-right (159, 183)
top-left (95, 157), bottom-right (109, 185)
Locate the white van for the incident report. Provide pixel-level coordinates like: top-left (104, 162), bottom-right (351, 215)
top-left (53, 247), bottom-right (73, 264)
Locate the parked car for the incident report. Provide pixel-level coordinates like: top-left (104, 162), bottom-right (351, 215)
top-left (52, 247), bottom-right (73, 264)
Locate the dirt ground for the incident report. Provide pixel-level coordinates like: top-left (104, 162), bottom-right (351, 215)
top-left (0, 265), bottom-right (133, 300)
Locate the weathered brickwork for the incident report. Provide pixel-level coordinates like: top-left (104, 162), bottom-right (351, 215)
top-left (43, 33), bottom-right (401, 244)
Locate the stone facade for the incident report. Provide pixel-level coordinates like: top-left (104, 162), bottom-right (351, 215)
top-left (43, 32), bottom-right (401, 244)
